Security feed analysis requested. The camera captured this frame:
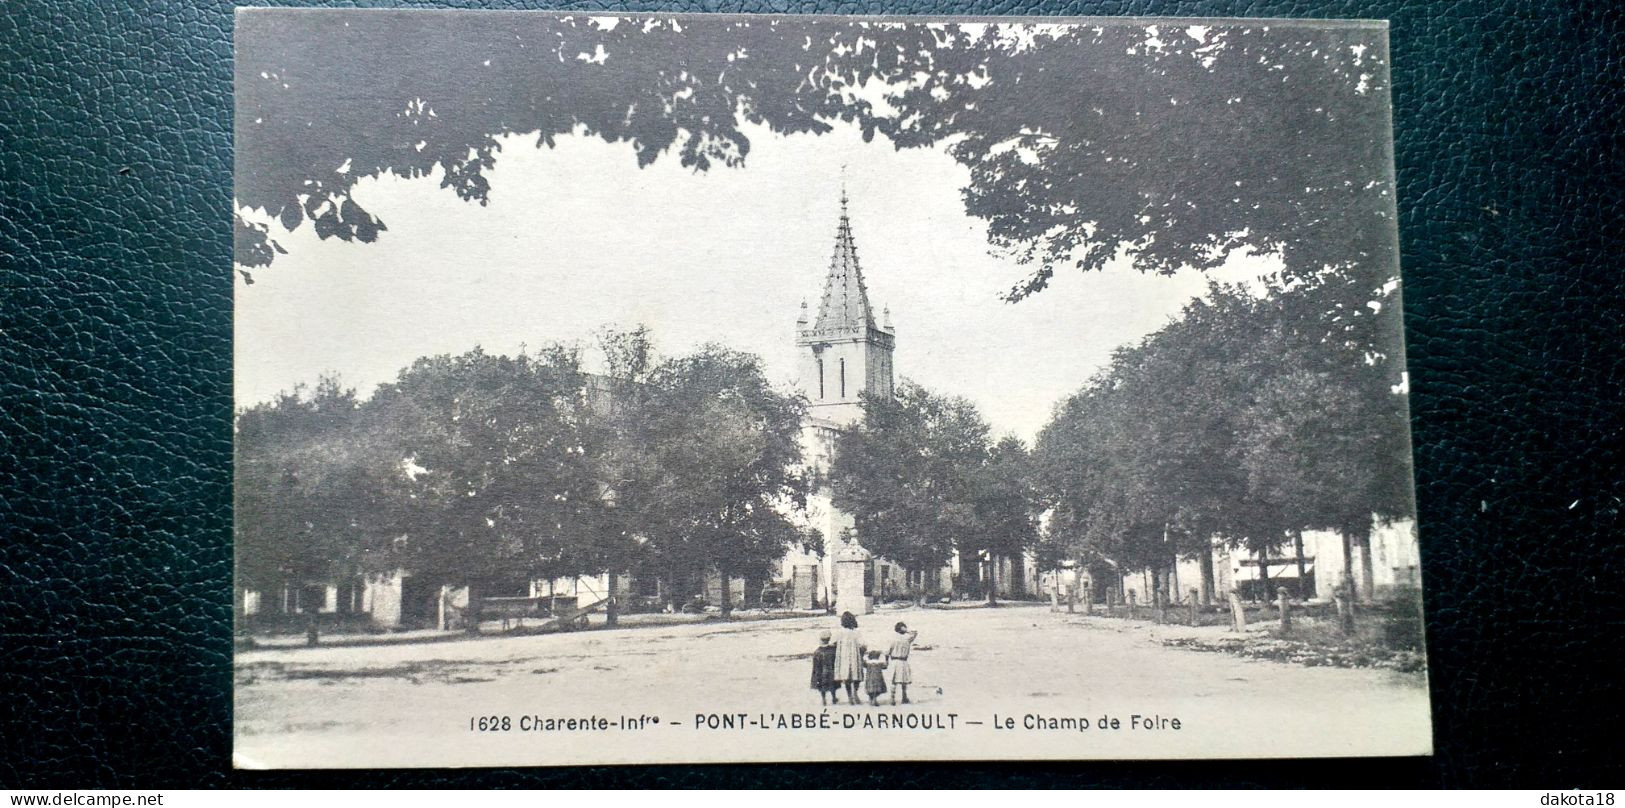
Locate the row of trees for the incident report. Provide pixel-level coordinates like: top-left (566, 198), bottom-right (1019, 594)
top-left (1033, 273), bottom-right (1414, 608)
top-left (240, 288), bottom-right (1410, 625)
top-left (820, 273), bottom-right (1412, 614)
top-left (235, 328), bottom-right (813, 625)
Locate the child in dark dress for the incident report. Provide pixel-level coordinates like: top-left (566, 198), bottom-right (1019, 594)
top-left (810, 630), bottom-right (839, 706)
top-left (862, 649), bottom-right (890, 706)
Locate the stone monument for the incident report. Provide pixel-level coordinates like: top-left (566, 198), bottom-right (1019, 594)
top-left (833, 543), bottom-right (872, 617)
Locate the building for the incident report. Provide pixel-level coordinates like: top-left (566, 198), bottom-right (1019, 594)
top-left (1082, 517), bottom-right (1421, 608)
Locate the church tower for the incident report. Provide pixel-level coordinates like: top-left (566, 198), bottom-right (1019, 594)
top-left (789, 189), bottom-right (899, 616)
top-left (796, 190), bottom-right (895, 428)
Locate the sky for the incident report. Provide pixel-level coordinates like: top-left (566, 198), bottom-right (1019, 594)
top-left (235, 120), bottom-right (1271, 441)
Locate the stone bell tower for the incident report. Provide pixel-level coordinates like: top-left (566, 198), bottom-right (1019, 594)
top-left (796, 189), bottom-right (895, 427)
top-left (793, 188), bottom-right (896, 616)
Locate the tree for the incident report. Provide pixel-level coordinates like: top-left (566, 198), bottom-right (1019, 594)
top-left (968, 436), bottom-right (1040, 605)
top-left (831, 382), bottom-right (998, 604)
top-left (235, 376), bottom-right (394, 617)
top-left (877, 24), bottom-right (1394, 301)
top-left (636, 346), bottom-right (808, 618)
top-left (362, 346), bottom-right (600, 626)
top-left (585, 326), bottom-right (661, 626)
top-left (1237, 327), bottom-right (1413, 604)
top-left (1036, 339), bottom-right (1225, 609)
top-left (234, 15), bottom-right (866, 270)
top-left (236, 16), bottom-right (1392, 305)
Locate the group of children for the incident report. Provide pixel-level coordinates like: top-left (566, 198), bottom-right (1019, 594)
top-left (810, 612), bottom-right (920, 707)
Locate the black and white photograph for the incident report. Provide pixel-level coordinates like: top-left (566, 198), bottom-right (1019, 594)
top-left (232, 9), bottom-right (1429, 768)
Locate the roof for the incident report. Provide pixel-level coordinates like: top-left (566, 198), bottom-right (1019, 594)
top-left (811, 193), bottom-right (876, 335)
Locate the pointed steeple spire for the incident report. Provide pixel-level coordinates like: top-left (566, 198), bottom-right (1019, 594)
top-left (812, 187), bottom-right (876, 335)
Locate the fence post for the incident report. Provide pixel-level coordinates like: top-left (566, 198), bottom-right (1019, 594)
top-left (1277, 586), bottom-right (1291, 634)
top-left (1228, 591), bottom-right (1247, 632)
top-left (1188, 588), bottom-right (1199, 625)
top-left (1127, 589), bottom-right (1137, 619)
top-left (1082, 583), bottom-right (1093, 616)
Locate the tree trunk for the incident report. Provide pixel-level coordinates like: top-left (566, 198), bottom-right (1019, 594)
top-left (1340, 529), bottom-right (1359, 627)
top-left (985, 557), bottom-right (998, 606)
top-left (667, 561), bottom-right (683, 612)
top-left (1256, 547), bottom-right (1270, 603)
top-left (464, 582), bottom-right (481, 635)
top-left (1152, 566), bottom-right (1164, 623)
top-left (1155, 562), bottom-right (1170, 623)
top-left (1356, 527), bottom-right (1376, 603)
top-left (1293, 530), bottom-right (1308, 600)
top-left (1198, 542), bottom-right (1216, 607)
top-left (605, 571), bottom-right (619, 627)
top-left (718, 565), bottom-right (733, 620)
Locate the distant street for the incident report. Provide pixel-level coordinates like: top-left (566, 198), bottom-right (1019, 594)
top-left (235, 604), bottom-right (1431, 768)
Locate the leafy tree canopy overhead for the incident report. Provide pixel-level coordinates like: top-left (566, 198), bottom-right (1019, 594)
top-left (237, 13), bottom-right (1392, 298)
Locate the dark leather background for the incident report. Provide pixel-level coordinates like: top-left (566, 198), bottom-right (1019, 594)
top-left (3, 0), bottom-right (1621, 789)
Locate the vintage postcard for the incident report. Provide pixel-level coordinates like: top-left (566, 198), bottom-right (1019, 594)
top-left (233, 9), bottom-right (1429, 768)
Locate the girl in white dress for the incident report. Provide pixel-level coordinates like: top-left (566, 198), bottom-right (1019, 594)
top-left (832, 611), bottom-right (865, 705)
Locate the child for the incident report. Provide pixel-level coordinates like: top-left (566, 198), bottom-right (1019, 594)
top-left (888, 622), bottom-right (919, 705)
top-left (833, 611), bottom-right (864, 705)
top-left (862, 649), bottom-right (889, 706)
top-left (810, 630), bottom-right (839, 706)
